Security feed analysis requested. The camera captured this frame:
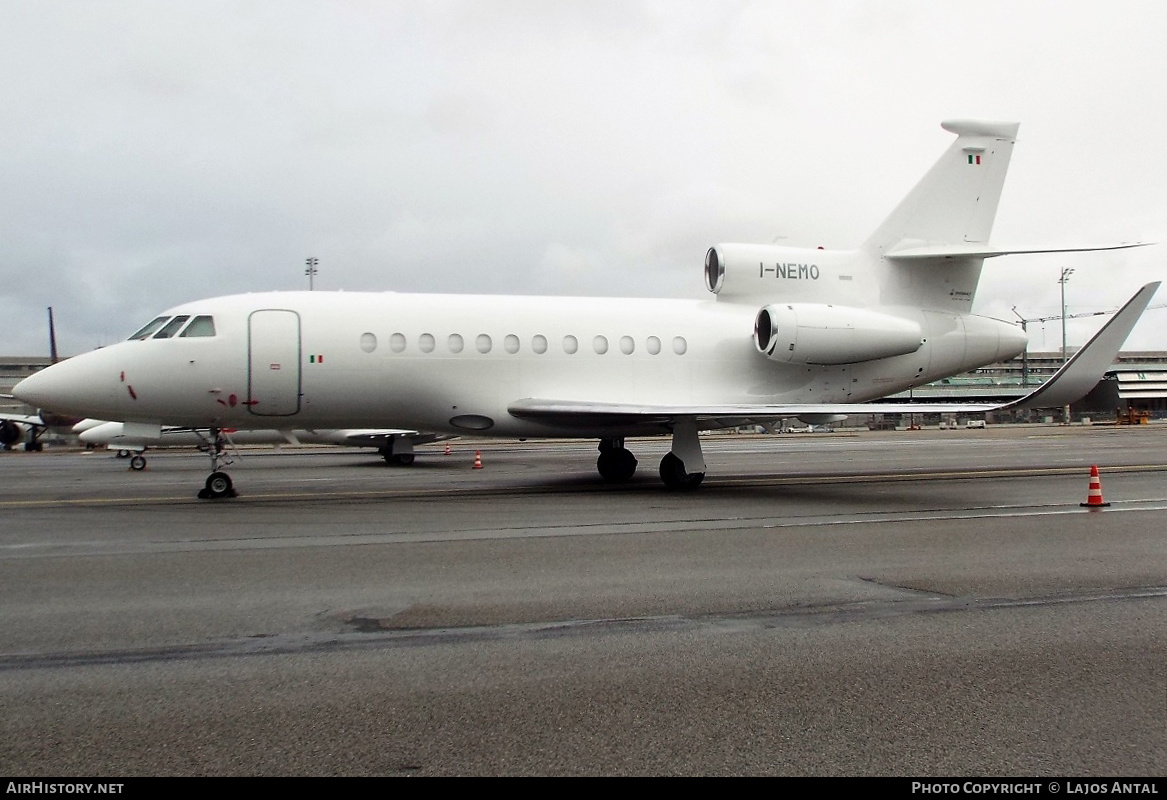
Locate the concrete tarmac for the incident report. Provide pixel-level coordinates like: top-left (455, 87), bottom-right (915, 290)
top-left (1, 424), bottom-right (1165, 776)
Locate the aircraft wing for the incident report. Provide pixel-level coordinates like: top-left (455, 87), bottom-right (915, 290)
top-left (510, 282), bottom-right (1160, 428)
top-left (0, 412), bottom-right (47, 430)
top-left (333, 429), bottom-right (457, 446)
top-left (885, 241), bottom-right (1151, 261)
top-left (507, 399), bottom-right (1001, 430)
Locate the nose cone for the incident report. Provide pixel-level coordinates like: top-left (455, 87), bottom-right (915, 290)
top-left (12, 351), bottom-right (121, 420)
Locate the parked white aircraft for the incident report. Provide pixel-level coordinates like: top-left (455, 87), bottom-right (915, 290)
top-left (0, 409), bottom-right (81, 452)
top-left (1, 308), bottom-right (81, 451)
top-left (72, 418), bottom-right (452, 471)
top-left (12, 120), bottom-right (1159, 498)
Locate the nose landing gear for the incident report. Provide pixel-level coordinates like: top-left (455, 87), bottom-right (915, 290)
top-left (196, 428), bottom-right (238, 499)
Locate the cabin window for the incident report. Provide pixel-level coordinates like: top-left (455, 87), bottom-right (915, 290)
top-left (419, 333), bottom-right (435, 353)
top-left (672, 336), bottom-right (687, 355)
top-left (593, 335), bottom-right (608, 355)
top-left (360, 332), bottom-right (377, 353)
top-left (562, 335), bottom-right (578, 355)
top-left (532, 335), bottom-right (548, 354)
top-left (620, 336), bottom-right (635, 355)
top-left (180, 315), bottom-right (216, 338)
top-left (128, 316), bottom-right (170, 340)
top-left (504, 334), bottom-right (520, 354)
top-left (647, 336), bottom-right (662, 355)
top-left (448, 334), bottom-right (464, 353)
top-left (153, 315), bottom-right (190, 339)
top-left (476, 334), bottom-right (492, 354)
top-left (390, 333), bottom-right (407, 353)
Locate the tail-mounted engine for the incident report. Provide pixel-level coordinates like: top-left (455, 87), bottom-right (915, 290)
top-left (706, 243), bottom-right (839, 301)
top-left (754, 303), bottom-right (923, 365)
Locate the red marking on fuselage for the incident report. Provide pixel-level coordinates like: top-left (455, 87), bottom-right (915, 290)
top-left (127, 385), bottom-right (137, 400)
top-left (228, 393), bottom-right (237, 407)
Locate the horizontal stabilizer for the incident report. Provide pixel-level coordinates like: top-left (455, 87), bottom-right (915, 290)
top-left (885, 241), bottom-right (1151, 261)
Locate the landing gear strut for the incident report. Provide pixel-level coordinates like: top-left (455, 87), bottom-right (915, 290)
top-left (197, 427), bottom-right (237, 499)
top-left (596, 438), bottom-right (638, 482)
top-left (23, 427), bottom-right (43, 452)
top-left (658, 420), bottom-right (705, 490)
top-left (379, 437), bottom-right (416, 466)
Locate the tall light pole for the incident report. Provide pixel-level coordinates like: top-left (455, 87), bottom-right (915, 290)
top-left (1059, 267), bottom-right (1074, 363)
top-left (1010, 306), bottom-right (1029, 386)
top-left (1058, 267), bottom-right (1074, 424)
top-left (305, 257), bottom-right (319, 291)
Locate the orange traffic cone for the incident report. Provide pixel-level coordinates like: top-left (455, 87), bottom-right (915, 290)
top-left (444, 443), bottom-right (451, 455)
top-left (1080, 465), bottom-right (1110, 508)
top-left (473, 450), bottom-right (483, 469)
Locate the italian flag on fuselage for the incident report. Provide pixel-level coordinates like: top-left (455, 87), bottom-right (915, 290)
top-left (967, 153), bottom-right (982, 165)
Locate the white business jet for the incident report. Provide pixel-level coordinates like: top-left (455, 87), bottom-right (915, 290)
top-left (12, 120), bottom-right (1159, 498)
top-left (72, 417), bottom-right (452, 472)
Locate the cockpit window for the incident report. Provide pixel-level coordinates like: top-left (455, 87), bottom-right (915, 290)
top-left (179, 315), bottom-right (216, 338)
top-left (128, 316), bottom-right (170, 340)
top-left (153, 315), bottom-right (191, 339)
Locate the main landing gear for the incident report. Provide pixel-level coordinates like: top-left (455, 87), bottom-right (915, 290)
top-left (595, 422), bottom-right (707, 490)
top-left (597, 438), bottom-right (638, 482)
top-left (115, 449), bottom-right (148, 470)
top-left (197, 427), bottom-right (237, 500)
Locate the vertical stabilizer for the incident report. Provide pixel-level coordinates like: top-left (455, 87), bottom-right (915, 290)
top-left (863, 120), bottom-right (1019, 256)
top-left (47, 307), bottom-right (60, 364)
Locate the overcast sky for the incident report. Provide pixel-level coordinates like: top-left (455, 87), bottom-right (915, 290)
top-left (2, 0), bottom-right (1165, 356)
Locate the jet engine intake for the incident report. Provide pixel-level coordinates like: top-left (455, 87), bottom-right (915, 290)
top-left (754, 303), bottom-right (923, 365)
top-left (706, 243), bottom-right (842, 299)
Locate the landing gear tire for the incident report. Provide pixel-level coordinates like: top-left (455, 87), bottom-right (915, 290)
top-left (116, 449), bottom-right (131, 459)
top-left (199, 471), bottom-right (236, 500)
top-left (383, 453), bottom-right (416, 466)
top-left (129, 454), bottom-right (146, 471)
top-left (597, 448), bottom-right (638, 482)
top-left (659, 452), bottom-right (705, 490)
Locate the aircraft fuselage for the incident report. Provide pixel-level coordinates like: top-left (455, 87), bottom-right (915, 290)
top-left (19, 290), bottom-right (1026, 439)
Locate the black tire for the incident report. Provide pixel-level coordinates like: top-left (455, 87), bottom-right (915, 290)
top-left (204, 471), bottom-right (235, 499)
top-left (597, 448), bottom-right (638, 482)
top-left (129, 455), bottom-right (146, 471)
top-left (659, 452), bottom-right (704, 490)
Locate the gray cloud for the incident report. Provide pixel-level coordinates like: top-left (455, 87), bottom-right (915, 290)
top-left (3, 0), bottom-right (1164, 355)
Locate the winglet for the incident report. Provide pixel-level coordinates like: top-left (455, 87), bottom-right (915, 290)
top-left (1006, 282), bottom-right (1161, 411)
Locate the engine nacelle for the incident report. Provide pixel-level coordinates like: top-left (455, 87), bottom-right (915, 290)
top-left (0, 420), bottom-right (22, 448)
top-left (706, 243), bottom-right (841, 300)
top-left (754, 303), bottom-right (923, 365)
